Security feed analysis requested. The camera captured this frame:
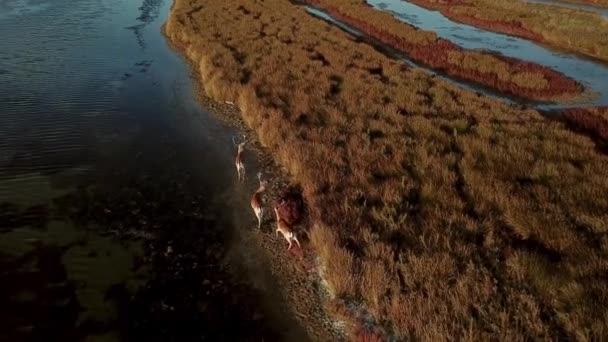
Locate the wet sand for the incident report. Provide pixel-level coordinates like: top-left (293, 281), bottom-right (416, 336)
top-left (186, 82), bottom-right (347, 342)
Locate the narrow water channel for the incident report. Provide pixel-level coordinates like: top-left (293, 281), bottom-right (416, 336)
top-left (0, 0), bottom-right (307, 340)
top-left (369, 0), bottom-right (608, 109)
top-left (305, 0), bottom-right (608, 109)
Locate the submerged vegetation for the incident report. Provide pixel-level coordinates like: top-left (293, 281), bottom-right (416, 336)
top-left (166, 0), bottom-right (608, 339)
top-left (305, 0), bottom-right (582, 101)
top-left (403, 0), bottom-right (608, 62)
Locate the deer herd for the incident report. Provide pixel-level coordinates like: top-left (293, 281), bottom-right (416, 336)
top-left (233, 135), bottom-right (301, 251)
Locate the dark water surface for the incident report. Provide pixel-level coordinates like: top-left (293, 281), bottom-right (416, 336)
top-left (0, 0), bottom-right (307, 340)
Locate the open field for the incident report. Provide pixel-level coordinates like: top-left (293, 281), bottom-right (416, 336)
top-left (402, 0), bottom-right (608, 63)
top-left (305, 0), bottom-right (582, 101)
top-left (559, 0), bottom-right (608, 7)
top-left (166, 0), bottom-right (608, 339)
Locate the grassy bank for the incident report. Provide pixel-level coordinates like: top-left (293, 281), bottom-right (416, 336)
top-left (166, 0), bottom-right (608, 339)
top-left (559, 0), bottom-right (608, 7)
top-left (305, 0), bottom-right (582, 101)
top-left (403, 0), bottom-right (608, 63)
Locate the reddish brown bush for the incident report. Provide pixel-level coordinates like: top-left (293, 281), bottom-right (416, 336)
top-left (563, 106), bottom-right (608, 143)
top-left (352, 326), bottom-right (385, 342)
top-left (275, 187), bottom-right (305, 226)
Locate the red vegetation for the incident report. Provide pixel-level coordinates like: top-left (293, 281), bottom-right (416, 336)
top-left (406, 0), bottom-right (543, 41)
top-left (275, 188), bottom-right (305, 226)
top-left (306, 1), bottom-right (582, 101)
top-left (352, 326), bottom-right (385, 342)
top-left (563, 106), bottom-right (608, 144)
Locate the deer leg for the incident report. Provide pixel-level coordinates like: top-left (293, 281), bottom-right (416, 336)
top-left (258, 209), bottom-right (263, 229)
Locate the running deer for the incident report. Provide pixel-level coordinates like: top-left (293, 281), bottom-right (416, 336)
top-left (251, 172), bottom-right (267, 229)
top-left (274, 201), bottom-right (301, 250)
top-left (232, 135), bottom-right (246, 181)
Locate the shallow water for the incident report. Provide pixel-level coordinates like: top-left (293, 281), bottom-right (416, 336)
top-left (0, 0), bottom-right (307, 340)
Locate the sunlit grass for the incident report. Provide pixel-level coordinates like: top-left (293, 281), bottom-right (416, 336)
top-left (166, 0), bottom-right (608, 339)
top-left (559, 0), bottom-right (608, 7)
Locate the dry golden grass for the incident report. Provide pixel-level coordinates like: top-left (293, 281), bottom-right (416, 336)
top-left (166, 0), bottom-right (608, 339)
top-left (559, 0), bottom-right (608, 7)
top-left (406, 0), bottom-right (608, 62)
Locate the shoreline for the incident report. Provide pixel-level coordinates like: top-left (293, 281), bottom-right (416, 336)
top-left (161, 23), bottom-right (352, 341)
top-left (164, 0), bottom-right (608, 339)
top-left (188, 83), bottom-right (393, 342)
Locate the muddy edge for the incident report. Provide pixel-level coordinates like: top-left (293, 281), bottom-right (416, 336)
top-left (161, 23), bottom-right (346, 342)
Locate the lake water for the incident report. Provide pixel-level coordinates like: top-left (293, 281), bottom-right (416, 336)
top-left (0, 0), bottom-right (307, 340)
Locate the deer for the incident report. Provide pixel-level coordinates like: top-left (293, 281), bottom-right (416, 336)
top-left (232, 135), bottom-right (246, 182)
top-left (274, 201), bottom-right (301, 251)
top-left (251, 172), bottom-right (267, 229)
